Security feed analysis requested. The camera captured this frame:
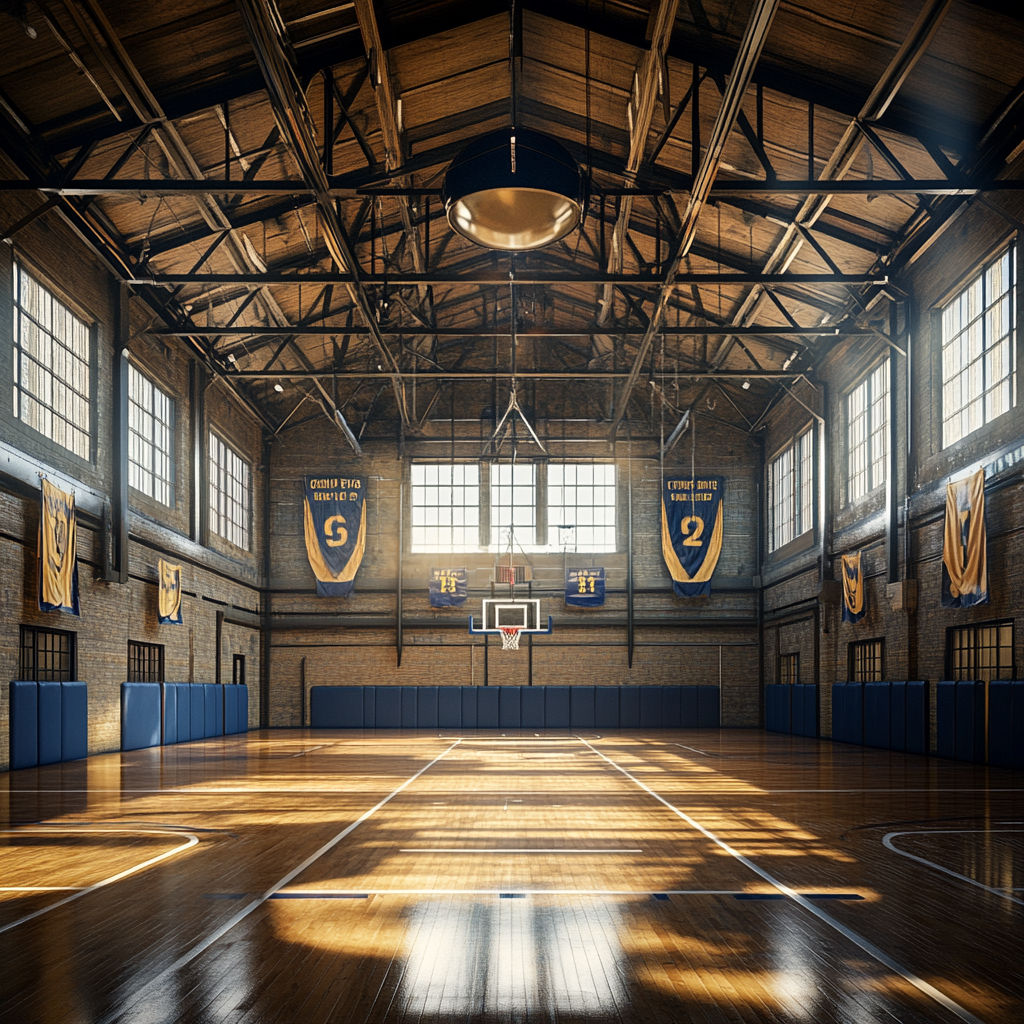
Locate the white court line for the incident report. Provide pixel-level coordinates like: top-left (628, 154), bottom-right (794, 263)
top-left (288, 744), bottom-right (330, 757)
top-left (275, 888), bottom-right (747, 895)
top-left (579, 738), bottom-right (986, 1024)
top-left (0, 829), bottom-right (199, 935)
top-left (398, 848), bottom-right (642, 854)
top-left (882, 830), bottom-right (1024, 907)
top-left (92, 739), bottom-right (463, 1024)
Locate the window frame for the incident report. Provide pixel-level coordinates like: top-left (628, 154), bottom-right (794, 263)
top-left (945, 620), bottom-right (1015, 682)
top-left (844, 359), bottom-right (889, 504)
top-left (547, 462), bottom-right (617, 553)
top-left (127, 640), bottom-right (165, 683)
top-left (848, 638), bottom-right (885, 682)
top-left (128, 361), bottom-right (175, 507)
top-left (208, 430), bottom-right (251, 551)
top-left (779, 652), bottom-right (800, 686)
top-left (768, 425), bottom-right (815, 554)
top-left (19, 625), bottom-right (77, 682)
top-left (11, 260), bottom-right (94, 462)
top-left (409, 461), bottom-right (481, 553)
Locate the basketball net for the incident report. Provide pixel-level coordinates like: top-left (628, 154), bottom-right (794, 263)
top-left (499, 626), bottom-right (522, 651)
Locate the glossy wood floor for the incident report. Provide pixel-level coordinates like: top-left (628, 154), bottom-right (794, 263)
top-left (1, 729), bottom-right (1021, 1024)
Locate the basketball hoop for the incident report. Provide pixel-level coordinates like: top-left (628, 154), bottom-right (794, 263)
top-left (499, 626), bottom-right (522, 651)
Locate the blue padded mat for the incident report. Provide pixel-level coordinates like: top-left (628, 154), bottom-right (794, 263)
top-left (521, 687), bottom-right (545, 728)
top-left (680, 685), bottom-right (699, 729)
top-left (570, 686), bottom-right (595, 729)
top-left (189, 684), bottom-right (205, 739)
top-left (545, 686), bottom-right (570, 728)
top-left (61, 681), bottom-right (88, 762)
top-left (37, 681), bottom-right (62, 766)
top-left (638, 686), bottom-right (661, 728)
top-left (10, 681), bottom-right (39, 770)
top-left (417, 687), bottom-right (439, 729)
top-left (1011, 682), bottom-right (1024, 770)
top-left (223, 684), bottom-right (238, 735)
top-left (594, 686), bottom-right (620, 728)
top-left (988, 681), bottom-right (1013, 769)
top-left (161, 683), bottom-right (178, 746)
top-left (619, 686), bottom-right (640, 728)
top-left (460, 686), bottom-right (477, 728)
top-left (791, 686), bottom-right (806, 737)
top-left (204, 684), bottom-right (218, 738)
top-left (935, 681), bottom-right (956, 759)
top-left (121, 683), bottom-right (161, 751)
top-left (889, 681), bottom-right (906, 751)
top-left (401, 687), bottom-right (418, 728)
top-left (477, 687), bottom-right (499, 728)
top-left (438, 686), bottom-right (462, 729)
top-left (175, 683), bottom-right (191, 742)
top-left (847, 683), bottom-right (864, 745)
top-left (238, 684), bottom-right (249, 732)
top-left (215, 686), bottom-right (224, 735)
top-left (374, 687), bottom-right (400, 729)
top-left (697, 685), bottom-right (720, 728)
top-left (905, 681), bottom-right (928, 755)
top-left (955, 680), bottom-right (985, 763)
top-left (361, 686), bottom-right (376, 729)
top-left (864, 682), bottom-right (890, 749)
top-left (310, 686), bottom-right (363, 727)
top-left (498, 686), bottom-right (521, 728)
top-left (662, 686), bottom-right (682, 728)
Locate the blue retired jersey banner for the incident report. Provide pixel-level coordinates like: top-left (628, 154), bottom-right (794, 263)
top-left (841, 552), bottom-right (866, 624)
top-left (566, 567), bottom-right (605, 606)
top-left (303, 475), bottom-right (367, 597)
top-left (38, 478), bottom-right (80, 615)
top-left (662, 476), bottom-right (725, 597)
top-left (429, 567), bottom-right (468, 606)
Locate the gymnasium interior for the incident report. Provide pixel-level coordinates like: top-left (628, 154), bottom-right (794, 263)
top-left (1, 1), bottom-right (1022, 1021)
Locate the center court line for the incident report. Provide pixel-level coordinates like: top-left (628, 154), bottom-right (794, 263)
top-left (92, 739), bottom-right (463, 1024)
top-left (882, 830), bottom-right (1024, 907)
top-left (578, 738), bottom-right (986, 1024)
top-left (397, 848), bottom-right (642, 854)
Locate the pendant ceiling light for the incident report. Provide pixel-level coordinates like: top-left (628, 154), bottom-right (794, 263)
top-left (441, 0), bottom-right (583, 252)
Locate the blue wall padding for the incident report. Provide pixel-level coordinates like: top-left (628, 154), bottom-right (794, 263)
top-left (521, 687), bottom-right (545, 728)
top-left (764, 684), bottom-right (776, 732)
top-left (988, 681), bottom-right (1012, 769)
top-left (37, 681), bottom-right (62, 766)
top-left (594, 687), bottom-right (619, 728)
top-left (638, 686), bottom-right (661, 728)
top-left (176, 684), bottom-right (191, 742)
top-left (401, 687), bottom-right (418, 728)
top-left (662, 686), bottom-right (682, 727)
top-left (792, 686), bottom-right (805, 737)
top-left (680, 685), bottom-right (698, 728)
top-left (161, 684), bottom-right (178, 745)
top-left (238, 684), bottom-right (249, 733)
top-left (374, 686), bottom-right (398, 728)
top-left (570, 686), bottom-right (595, 728)
top-left (477, 686), bottom-right (499, 728)
top-left (829, 683), bottom-right (844, 742)
top-left (438, 687), bottom-right (462, 728)
top-left (864, 682), bottom-right (890, 749)
top-left (121, 682), bottom-right (161, 752)
top-left (805, 685), bottom-right (818, 737)
top-left (765, 685), bottom-right (789, 733)
top-left (905, 681), bottom-right (928, 755)
top-left (10, 681), bottom-right (39, 770)
top-left (847, 683), bottom-right (864, 745)
top-left (60, 682), bottom-right (88, 762)
top-left (499, 686), bottom-right (521, 728)
top-left (545, 686), bottom-right (570, 728)
top-left (215, 686), bottom-right (224, 736)
top-left (190, 684), bottom-right (205, 739)
top-left (417, 686), bottom-right (438, 728)
top-left (889, 682), bottom-right (906, 751)
top-left (361, 687), bottom-right (375, 729)
top-left (697, 685), bottom-right (720, 728)
top-left (460, 686), bottom-right (477, 728)
top-left (310, 686), bottom-right (363, 727)
top-left (935, 681), bottom-right (956, 759)
top-left (619, 686), bottom-right (640, 728)
top-left (1011, 682), bottom-right (1024, 770)
top-left (955, 681), bottom-right (986, 763)
top-left (223, 684), bottom-right (238, 735)
top-left (203, 684), bottom-right (218, 738)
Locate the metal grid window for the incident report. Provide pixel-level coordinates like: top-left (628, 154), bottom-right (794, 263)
top-left (947, 621), bottom-right (1014, 682)
top-left (128, 641), bottom-right (164, 683)
top-left (208, 432), bottom-right (250, 550)
top-left (941, 245), bottom-right (1016, 448)
top-left (129, 363), bottom-right (174, 506)
top-left (846, 361), bottom-right (889, 503)
top-left (548, 463), bottom-right (616, 552)
top-left (849, 639), bottom-right (884, 682)
top-left (410, 463), bottom-right (480, 552)
top-left (769, 427), bottom-right (814, 552)
top-left (780, 653), bottom-right (800, 685)
top-left (19, 626), bottom-right (75, 682)
top-left (12, 262), bottom-right (91, 460)
top-left (490, 462), bottom-right (536, 550)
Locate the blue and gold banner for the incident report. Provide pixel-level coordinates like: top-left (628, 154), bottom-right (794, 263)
top-left (662, 476), bottom-right (724, 597)
top-left (841, 552), bottom-right (865, 624)
top-left (566, 567), bottom-right (605, 607)
top-left (429, 567), bottom-right (468, 606)
top-left (158, 559), bottom-right (183, 625)
top-left (38, 478), bottom-right (79, 615)
top-left (942, 468), bottom-right (988, 608)
top-left (303, 475), bottom-right (367, 597)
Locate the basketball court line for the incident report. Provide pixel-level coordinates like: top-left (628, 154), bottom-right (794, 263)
top-left (267, 888), bottom-right (865, 897)
top-left (91, 739), bottom-right (463, 1024)
top-left (578, 738), bottom-right (986, 1024)
top-left (0, 829), bottom-right (200, 935)
top-left (882, 830), bottom-right (1024, 907)
top-left (397, 848), bottom-right (643, 854)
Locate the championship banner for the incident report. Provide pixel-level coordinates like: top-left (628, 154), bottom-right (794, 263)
top-left (38, 478), bottom-right (79, 615)
top-left (158, 559), bottom-right (183, 625)
top-left (841, 552), bottom-right (865, 624)
top-left (429, 567), bottom-right (468, 607)
top-left (942, 468), bottom-right (988, 608)
top-left (303, 475), bottom-right (367, 597)
top-left (662, 476), bottom-right (725, 597)
top-left (566, 567), bottom-right (605, 607)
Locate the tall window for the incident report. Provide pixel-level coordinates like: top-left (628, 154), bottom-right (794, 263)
top-left (209, 432), bottom-right (250, 550)
top-left (491, 463), bottom-right (536, 550)
top-left (20, 626), bottom-right (76, 681)
top-left (410, 463), bottom-right (480, 552)
top-left (779, 653), bottom-right (800, 685)
top-left (941, 245), bottom-right (1016, 448)
top-left (947, 621), bottom-right (1014, 681)
top-left (846, 361), bottom-right (889, 502)
top-left (129, 364), bottom-right (174, 505)
top-left (12, 263), bottom-right (91, 460)
top-left (849, 639), bottom-right (884, 682)
top-left (548, 463), bottom-right (616, 551)
top-left (233, 654), bottom-right (246, 687)
top-left (128, 640), bottom-right (164, 683)
top-left (769, 427), bottom-right (814, 552)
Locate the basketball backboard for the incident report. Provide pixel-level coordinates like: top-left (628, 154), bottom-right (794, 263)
top-left (469, 598), bottom-right (552, 635)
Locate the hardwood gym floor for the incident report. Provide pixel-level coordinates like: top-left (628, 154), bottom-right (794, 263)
top-left (0, 731), bottom-right (1021, 1024)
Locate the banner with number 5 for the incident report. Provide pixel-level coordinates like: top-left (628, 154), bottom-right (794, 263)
top-left (303, 475), bottom-right (367, 597)
top-left (661, 476), bottom-right (725, 597)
